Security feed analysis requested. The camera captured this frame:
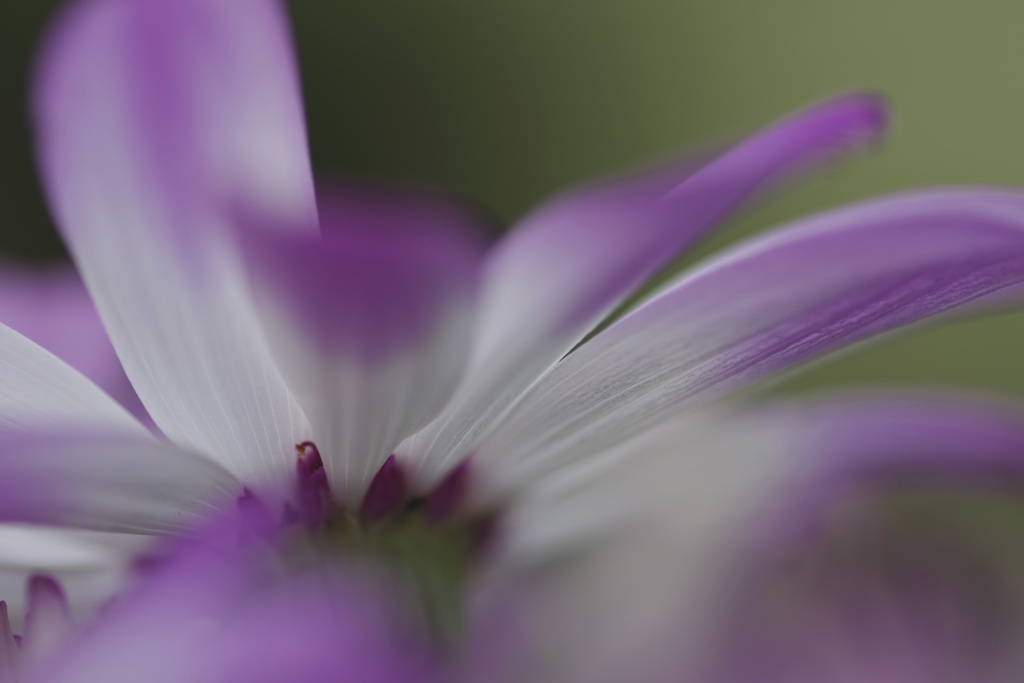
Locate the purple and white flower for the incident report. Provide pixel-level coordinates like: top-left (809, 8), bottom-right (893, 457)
top-left (1, 0), bottom-right (1024, 678)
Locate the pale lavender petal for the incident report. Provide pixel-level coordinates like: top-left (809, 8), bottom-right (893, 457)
top-left (33, 0), bottom-right (316, 483)
top-left (0, 431), bottom-right (239, 534)
top-left (241, 190), bottom-right (482, 503)
top-left (0, 262), bottom-right (146, 423)
top-left (473, 189), bottom-right (1024, 497)
top-left (401, 94), bottom-right (888, 486)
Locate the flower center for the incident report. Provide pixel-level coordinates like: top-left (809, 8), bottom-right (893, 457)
top-left (285, 443), bottom-right (497, 641)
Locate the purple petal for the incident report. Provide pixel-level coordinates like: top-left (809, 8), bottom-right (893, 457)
top-left (401, 94), bottom-right (889, 486)
top-left (0, 262), bottom-right (146, 424)
top-left (474, 189), bottom-right (1024, 496)
top-left (241, 189), bottom-right (482, 503)
top-left (33, 0), bottom-right (317, 483)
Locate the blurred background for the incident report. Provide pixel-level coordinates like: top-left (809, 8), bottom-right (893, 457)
top-left (6, 0), bottom-right (1024, 399)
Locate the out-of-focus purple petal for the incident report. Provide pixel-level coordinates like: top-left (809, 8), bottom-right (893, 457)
top-left (26, 508), bottom-right (438, 683)
top-left (754, 395), bottom-right (1024, 543)
top-left (241, 190), bottom-right (483, 503)
top-left (0, 263), bottom-right (145, 423)
top-left (473, 189), bottom-right (1024, 498)
top-left (33, 0), bottom-right (316, 483)
top-left (0, 431), bottom-right (239, 534)
top-left (482, 397), bottom-right (1024, 683)
top-left (401, 93), bottom-right (888, 487)
top-left (316, 179), bottom-right (498, 249)
top-left (705, 395), bottom-right (1024, 683)
top-left (475, 410), bottom-right (804, 683)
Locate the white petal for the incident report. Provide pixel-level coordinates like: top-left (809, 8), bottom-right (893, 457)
top-left (33, 0), bottom-right (317, 483)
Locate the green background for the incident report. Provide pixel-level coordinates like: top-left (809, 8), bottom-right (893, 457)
top-left (4, 0), bottom-right (1024, 399)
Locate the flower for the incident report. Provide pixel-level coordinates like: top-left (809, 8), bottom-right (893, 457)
top-left (6, 398), bottom-right (1024, 683)
top-left (3, 0), bottom-right (1024, 677)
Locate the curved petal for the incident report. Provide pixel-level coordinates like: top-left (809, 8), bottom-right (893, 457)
top-left (241, 191), bottom-right (483, 503)
top-left (0, 262), bottom-right (146, 423)
top-left (474, 189), bottom-right (1024, 497)
top-left (0, 324), bottom-right (238, 533)
top-left (0, 431), bottom-right (240, 534)
top-left (0, 322), bottom-right (146, 437)
top-left (33, 0), bottom-right (316, 483)
top-left (401, 94), bottom-right (889, 484)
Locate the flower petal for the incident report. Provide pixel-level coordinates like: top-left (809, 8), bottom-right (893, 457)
top-left (0, 316), bottom-right (237, 533)
top-left (709, 396), bottom-right (1024, 683)
top-left (401, 94), bottom-right (888, 483)
top-left (241, 190), bottom-right (483, 503)
top-left (474, 189), bottom-right (1024, 496)
top-left (0, 322), bottom-right (146, 437)
top-left (762, 394), bottom-right (1024, 540)
top-left (0, 527), bottom-right (133, 632)
top-left (0, 262), bottom-right (145, 423)
top-left (33, 0), bottom-right (316, 482)
top-left (0, 431), bottom-right (239, 534)
top-left (476, 411), bottom-right (804, 683)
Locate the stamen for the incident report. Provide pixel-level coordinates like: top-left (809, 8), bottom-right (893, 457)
top-left (425, 459), bottom-right (471, 524)
top-left (295, 442), bottom-right (329, 528)
top-left (360, 455), bottom-right (408, 523)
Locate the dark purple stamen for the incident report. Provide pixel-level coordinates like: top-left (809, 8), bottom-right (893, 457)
top-left (425, 459), bottom-right (471, 525)
top-left (360, 455), bottom-right (407, 523)
top-left (295, 442), bottom-right (330, 528)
